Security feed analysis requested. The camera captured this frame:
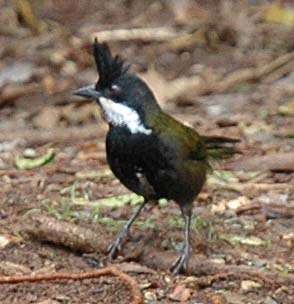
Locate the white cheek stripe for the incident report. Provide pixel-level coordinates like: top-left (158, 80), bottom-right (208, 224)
top-left (99, 97), bottom-right (152, 135)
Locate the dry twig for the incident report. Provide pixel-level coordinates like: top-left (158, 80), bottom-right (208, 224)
top-left (160, 51), bottom-right (294, 99)
top-left (213, 51), bottom-right (294, 93)
top-left (0, 83), bottom-right (39, 105)
top-left (90, 28), bottom-right (181, 42)
top-left (236, 202), bottom-right (294, 219)
top-left (209, 180), bottom-right (291, 193)
top-left (0, 125), bottom-right (105, 146)
top-left (0, 266), bottom-right (143, 304)
top-left (26, 214), bottom-right (108, 253)
top-left (227, 152), bottom-right (294, 172)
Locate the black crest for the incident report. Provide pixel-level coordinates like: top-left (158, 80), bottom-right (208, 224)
top-left (93, 38), bottom-right (129, 89)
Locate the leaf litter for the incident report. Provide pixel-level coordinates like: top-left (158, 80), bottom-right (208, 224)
top-left (0, 0), bottom-right (294, 303)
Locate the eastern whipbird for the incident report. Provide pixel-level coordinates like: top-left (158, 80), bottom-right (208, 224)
top-left (74, 39), bottom-right (239, 274)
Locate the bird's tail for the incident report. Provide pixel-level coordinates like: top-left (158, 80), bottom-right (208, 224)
top-left (202, 135), bottom-right (241, 160)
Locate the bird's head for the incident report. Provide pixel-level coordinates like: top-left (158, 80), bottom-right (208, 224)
top-left (74, 39), bottom-right (160, 122)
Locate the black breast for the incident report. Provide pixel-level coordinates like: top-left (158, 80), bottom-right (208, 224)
top-left (106, 127), bottom-right (164, 199)
top-left (105, 126), bottom-right (205, 203)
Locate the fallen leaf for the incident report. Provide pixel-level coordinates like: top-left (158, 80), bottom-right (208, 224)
top-left (208, 293), bottom-right (228, 304)
top-left (75, 169), bottom-right (114, 181)
top-left (33, 107), bottom-right (60, 129)
top-left (41, 75), bottom-right (56, 94)
top-left (0, 139), bottom-right (23, 152)
top-left (224, 235), bottom-right (265, 246)
top-left (0, 261), bottom-right (30, 276)
top-left (227, 152), bottom-right (294, 172)
top-left (239, 121), bottom-right (273, 137)
top-left (140, 68), bottom-right (203, 105)
top-left (207, 170), bottom-right (239, 187)
top-left (76, 193), bottom-right (144, 209)
top-left (16, 0), bottom-right (47, 34)
top-left (264, 296), bottom-right (279, 304)
top-left (76, 192), bottom-right (167, 209)
top-left (144, 291), bottom-right (157, 301)
top-left (0, 235), bottom-right (12, 249)
top-left (34, 263), bottom-right (56, 275)
top-left (35, 300), bottom-right (59, 304)
top-left (61, 103), bottom-right (95, 125)
top-left (227, 196), bottom-right (251, 210)
top-left (279, 99), bottom-right (294, 116)
top-left (241, 280), bottom-right (262, 293)
top-left (211, 200), bottom-right (227, 215)
top-left (168, 284), bottom-right (192, 302)
top-left (169, 0), bottom-right (208, 25)
top-left (0, 61), bottom-right (34, 87)
top-left (264, 3), bottom-right (294, 26)
top-left (15, 148), bottom-right (55, 170)
top-left (119, 262), bottom-right (155, 274)
top-left (282, 233), bottom-right (294, 241)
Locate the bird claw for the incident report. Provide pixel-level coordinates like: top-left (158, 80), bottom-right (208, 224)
top-left (107, 231), bottom-right (127, 261)
top-left (170, 249), bottom-right (189, 275)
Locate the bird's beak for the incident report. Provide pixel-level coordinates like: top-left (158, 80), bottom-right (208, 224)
top-left (73, 84), bottom-right (102, 99)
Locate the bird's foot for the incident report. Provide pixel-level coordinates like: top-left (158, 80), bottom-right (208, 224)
top-left (170, 247), bottom-right (189, 275)
top-left (107, 229), bottom-right (128, 261)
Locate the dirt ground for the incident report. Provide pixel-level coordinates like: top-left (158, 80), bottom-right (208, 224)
top-left (0, 1), bottom-right (293, 303)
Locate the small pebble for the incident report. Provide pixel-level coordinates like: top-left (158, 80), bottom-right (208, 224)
top-left (210, 258), bottom-right (226, 264)
top-left (227, 196), bottom-right (250, 210)
top-left (241, 280), bottom-right (262, 293)
top-left (0, 235), bottom-right (11, 249)
top-left (144, 291), bottom-right (157, 301)
top-left (23, 148), bottom-right (37, 158)
top-left (164, 276), bottom-right (171, 284)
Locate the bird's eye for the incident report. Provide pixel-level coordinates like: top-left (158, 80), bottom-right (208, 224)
top-left (110, 85), bottom-right (121, 94)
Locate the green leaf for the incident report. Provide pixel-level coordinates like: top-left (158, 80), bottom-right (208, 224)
top-left (15, 148), bottom-right (55, 170)
top-left (223, 234), bottom-right (265, 246)
top-left (91, 193), bottom-right (144, 209)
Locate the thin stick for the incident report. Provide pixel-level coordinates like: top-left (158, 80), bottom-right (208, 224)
top-left (0, 125), bottom-right (105, 146)
top-left (0, 266), bottom-right (143, 304)
top-left (90, 28), bottom-right (181, 42)
top-left (214, 52), bottom-right (294, 93)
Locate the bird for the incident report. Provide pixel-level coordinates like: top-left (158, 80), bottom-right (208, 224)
top-left (74, 39), bottom-right (239, 274)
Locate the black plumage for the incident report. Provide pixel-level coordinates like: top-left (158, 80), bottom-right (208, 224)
top-left (74, 39), bottom-right (240, 274)
top-left (93, 38), bottom-right (129, 90)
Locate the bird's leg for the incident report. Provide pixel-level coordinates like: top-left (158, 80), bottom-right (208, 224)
top-left (107, 198), bottom-right (149, 260)
top-left (171, 204), bottom-right (192, 275)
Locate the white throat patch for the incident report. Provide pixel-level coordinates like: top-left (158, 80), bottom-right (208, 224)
top-left (99, 97), bottom-right (152, 135)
